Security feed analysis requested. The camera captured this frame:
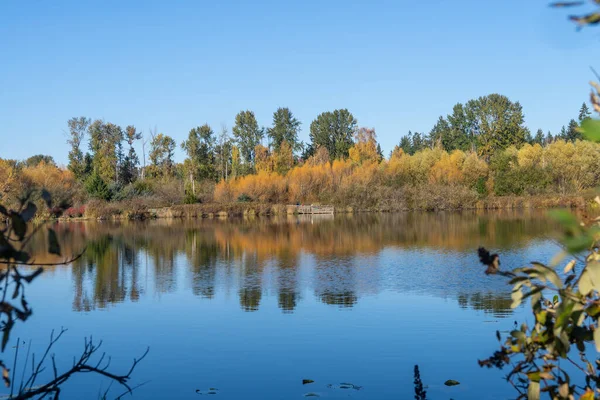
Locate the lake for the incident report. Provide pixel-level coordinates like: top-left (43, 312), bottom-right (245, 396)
top-left (8, 211), bottom-right (562, 399)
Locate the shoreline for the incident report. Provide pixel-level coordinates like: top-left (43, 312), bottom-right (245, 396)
top-left (50, 194), bottom-right (592, 221)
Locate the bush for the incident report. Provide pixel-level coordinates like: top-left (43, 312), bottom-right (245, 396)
top-left (237, 193), bottom-right (252, 202)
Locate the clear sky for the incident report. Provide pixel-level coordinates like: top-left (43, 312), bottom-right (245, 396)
top-left (1, 0), bottom-right (599, 165)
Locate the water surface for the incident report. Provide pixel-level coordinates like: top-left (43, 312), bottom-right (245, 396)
top-left (10, 211), bottom-right (561, 399)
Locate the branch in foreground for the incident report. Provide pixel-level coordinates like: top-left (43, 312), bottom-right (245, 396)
top-left (6, 329), bottom-right (149, 400)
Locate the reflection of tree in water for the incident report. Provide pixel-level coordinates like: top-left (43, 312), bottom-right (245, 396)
top-left (456, 292), bottom-right (513, 318)
top-left (25, 211), bottom-right (560, 314)
top-left (274, 248), bottom-right (301, 313)
top-left (314, 257), bottom-right (358, 308)
top-left (186, 230), bottom-right (218, 298)
top-left (149, 239), bottom-right (177, 294)
top-left (238, 252), bottom-right (263, 312)
top-left (71, 232), bottom-right (144, 311)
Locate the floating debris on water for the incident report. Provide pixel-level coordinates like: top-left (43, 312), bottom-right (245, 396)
top-left (444, 380), bottom-right (460, 386)
top-left (196, 388), bottom-right (219, 395)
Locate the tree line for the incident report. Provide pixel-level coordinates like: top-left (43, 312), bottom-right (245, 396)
top-left (0, 93), bottom-right (597, 212)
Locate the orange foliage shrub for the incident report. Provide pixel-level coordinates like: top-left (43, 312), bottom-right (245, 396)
top-left (220, 172), bottom-right (288, 203)
top-left (21, 161), bottom-right (81, 206)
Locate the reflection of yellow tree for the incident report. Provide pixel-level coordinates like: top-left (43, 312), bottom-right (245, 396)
top-left (238, 253), bottom-right (263, 312)
top-left (22, 211), bottom-right (562, 313)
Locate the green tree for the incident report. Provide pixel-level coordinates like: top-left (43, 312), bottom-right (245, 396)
top-left (215, 124), bottom-right (232, 181)
top-left (565, 119), bottom-right (582, 142)
top-left (534, 128), bottom-right (544, 145)
top-left (559, 125), bottom-right (568, 141)
top-left (309, 109), bottom-right (357, 161)
top-left (429, 116), bottom-right (451, 150)
top-left (466, 94), bottom-right (528, 158)
top-left (411, 132), bottom-right (428, 153)
top-left (579, 102), bottom-right (592, 123)
top-left (267, 107), bottom-right (301, 153)
top-left (88, 120), bottom-right (124, 184)
top-left (120, 125), bottom-right (141, 185)
top-left (85, 170), bottom-right (111, 200)
top-left (545, 130), bottom-right (554, 145)
top-left (182, 124), bottom-right (216, 195)
top-left (148, 133), bottom-right (176, 178)
top-left (232, 110), bottom-right (263, 169)
top-left (398, 135), bottom-right (413, 155)
top-left (24, 154), bottom-right (55, 167)
top-left (67, 116), bottom-right (90, 180)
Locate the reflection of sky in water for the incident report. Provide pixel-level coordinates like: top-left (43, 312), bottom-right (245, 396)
top-left (11, 212), bottom-right (561, 399)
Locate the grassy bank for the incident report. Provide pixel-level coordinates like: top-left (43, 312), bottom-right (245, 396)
top-left (57, 193), bottom-right (592, 221)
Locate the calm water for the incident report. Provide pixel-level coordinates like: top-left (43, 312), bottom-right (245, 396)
top-left (8, 211), bottom-right (562, 399)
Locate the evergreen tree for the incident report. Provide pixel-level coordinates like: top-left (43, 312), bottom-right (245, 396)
top-left (84, 171), bottom-right (111, 200)
top-left (579, 102), bottom-right (592, 123)
top-left (398, 135), bottom-right (413, 155)
top-left (309, 109), bottom-right (357, 160)
top-left (565, 119), bottom-right (582, 142)
top-left (120, 125), bottom-right (141, 184)
top-left (559, 125), bottom-right (568, 141)
top-left (524, 128), bottom-right (533, 145)
top-left (534, 129), bottom-right (544, 145)
top-left (545, 131), bottom-right (554, 145)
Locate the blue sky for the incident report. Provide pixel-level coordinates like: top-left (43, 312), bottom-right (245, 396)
top-left (1, 0), bottom-right (599, 165)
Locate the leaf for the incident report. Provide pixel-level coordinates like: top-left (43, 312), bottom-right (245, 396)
top-left (527, 381), bottom-right (540, 400)
top-left (531, 262), bottom-right (563, 289)
top-left (511, 287), bottom-right (523, 309)
top-left (303, 379), bottom-right (315, 385)
top-left (20, 202), bottom-right (37, 223)
top-left (581, 388), bottom-right (595, 400)
top-left (47, 229), bottom-right (61, 256)
top-left (548, 209), bottom-right (579, 228)
top-left (579, 261), bottom-right (600, 296)
top-left (9, 213), bottom-right (26, 241)
top-left (41, 189), bottom-right (52, 209)
top-left (558, 383), bottom-right (569, 398)
top-left (1, 321), bottom-right (13, 352)
top-left (0, 205), bottom-right (6, 216)
top-left (22, 268), bottom-right (42, 283)
top-left (496, 330), bottom-right (501, 342)
top-left (564, 259), bottom-right (576, 274)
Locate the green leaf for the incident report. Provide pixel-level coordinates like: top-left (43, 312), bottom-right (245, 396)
top-left (563, 234), bottom-right (594, 254)
top-left (10, 213), bottom-right (26, 241)
top-left (47, 229), bottom-right (61, 256)
top-left (527, 381), bottom-right (540, 400)
top-left (548, 209), bottom-right (578, 228)
top-left (580, 119), bottom-right (600, 142)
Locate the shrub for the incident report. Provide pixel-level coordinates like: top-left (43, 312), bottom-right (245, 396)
top-left (237, 193), bottom-right (252, 202)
